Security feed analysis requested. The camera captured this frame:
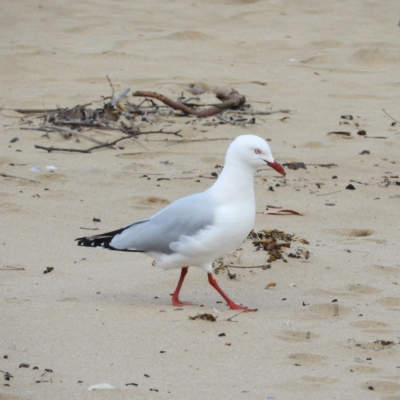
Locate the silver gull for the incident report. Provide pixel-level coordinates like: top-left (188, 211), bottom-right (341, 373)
top-left (76, 134), bottom-right (285, 311)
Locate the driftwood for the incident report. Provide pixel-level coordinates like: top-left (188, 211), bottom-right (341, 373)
top-left (132, 89), bottom-right (246, 118)
top-left (8, 79), bottom-right (290, 154)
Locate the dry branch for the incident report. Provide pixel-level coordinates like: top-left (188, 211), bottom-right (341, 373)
top-left (34, 129), bottom-right (182, 153)
top-left (133, 89), bottom-right (246, 118)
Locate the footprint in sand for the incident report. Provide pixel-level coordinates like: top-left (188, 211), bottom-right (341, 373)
top-left (0, 201), bottom-right (24, 214)
top-left (364, 379), bottom-right (400, 395)
top-left (351, 46), bottom-right (400, 69)
top-left (351, 320), bottom-right (391, 334)
top-left (372, 264), bottom-right (400, 276)
top-left (308, 302), bottom-right (351, 319)
top-left (166, 31), bottom-right (212, 41)
top-left (351, 365), bottom-right (380, 374)
top-left (377, 296), bottom-right (400, 308)
top-left (346, 284), bottom-right (381, 295)
top-left (301, 375), bottom-right (338, 386)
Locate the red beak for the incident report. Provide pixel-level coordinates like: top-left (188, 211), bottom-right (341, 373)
top-left (266, 161), bottom-right (286, 176)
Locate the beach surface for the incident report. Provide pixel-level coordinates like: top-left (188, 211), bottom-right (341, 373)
top-left (1, 1), bottom-right (400, 399)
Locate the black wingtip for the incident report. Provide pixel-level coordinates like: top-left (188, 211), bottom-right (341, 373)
top-left (76, 237), bottom-right (95, 247)
top-left (75, 227), bottom-right (126, 249)
top-left (75, 236), bottom-right (113, 248)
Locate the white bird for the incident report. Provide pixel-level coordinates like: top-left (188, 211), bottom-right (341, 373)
top-left (76, 134), bottom-right (285, 311)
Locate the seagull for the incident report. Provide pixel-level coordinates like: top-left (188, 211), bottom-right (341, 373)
top-left (76, 134), bottom-right (285, 311)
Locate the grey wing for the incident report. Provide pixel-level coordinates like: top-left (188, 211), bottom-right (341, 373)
top-left (109, 192), bottom-right (215, 254)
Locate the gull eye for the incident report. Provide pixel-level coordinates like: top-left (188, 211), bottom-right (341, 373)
top-left (254, 149), bottom-right (261, 154)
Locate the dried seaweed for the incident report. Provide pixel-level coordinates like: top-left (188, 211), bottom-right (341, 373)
top-left (189, 313), bottom-right (217, 321)
top-left (249, 229), bottom-right (310, 263)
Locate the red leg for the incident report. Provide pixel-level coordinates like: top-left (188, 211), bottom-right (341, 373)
top-left (207, 273), bottom-right (257, 312)
top-left (170, 267), bottom-right (194, 307)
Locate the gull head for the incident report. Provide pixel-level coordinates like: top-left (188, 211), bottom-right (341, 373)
top-left (227, 135), bottom-right (285, 175)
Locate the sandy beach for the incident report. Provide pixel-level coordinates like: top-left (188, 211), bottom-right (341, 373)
top-left (1, 1), bottom-right (400, 399)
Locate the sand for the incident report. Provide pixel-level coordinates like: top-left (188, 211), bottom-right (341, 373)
top-left (1, 0), bottom-right (400, 399)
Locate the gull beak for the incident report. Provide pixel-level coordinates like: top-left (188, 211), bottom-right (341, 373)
top-left (266, 161), bottom-right (286, 176)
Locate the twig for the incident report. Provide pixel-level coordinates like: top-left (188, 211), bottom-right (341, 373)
top-left (55, 121), bottom-right (109, 128)
top-left (11, 108), bottom-right (59, 114)
top-left (328, 131), bottom-right (351, 136)
top-left (225, 311), bottom-right (245, 322)
top-left (0, 172), bottom-right (40, 183)
top-left (22, 125), bottom-right (106, 145)
top-left (106, 75), bottom-right (115, 98)
top-left (0, 266), bottom-right (25, 271)
top-left (198, 174), bottom-right (218, 179)
top-left (316, 190), bottom-right (342, 196)
top-left (216, 112), bottom-right (254, 125)
top-left (42, 125), bottom-right (102, 142)
top-left (34, 135), bottom-right (133, 153)
top-left (112, 88), bottom-right (131, 107)
top-left (123, 172), bottom-right (164, 176)
top-left (166, 137), bottom-right (230, 146)
top-left (34, 145), bottom-right (91, 153)
top-left (383, 109), bottom-right (400, 124)
top-left (34, 129), bottom-right (182, 153)
top-left (350, 180), bottom-right (369, 185)
top-left (227, 264), bottom-right (271, 269)
top-left (308, 163), bottom-right (338, 168)
top-left (225, 109), bottom-right (291, 116)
